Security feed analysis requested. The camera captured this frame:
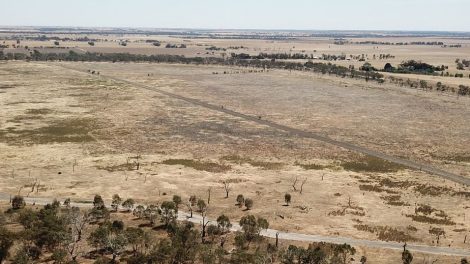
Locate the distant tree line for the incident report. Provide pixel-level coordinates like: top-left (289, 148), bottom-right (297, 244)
top-left (15, 35), bottom-right (99, 42)
top-left (206, 46), bottom-right (227, 51)
top-left (381, 60), bottom-right (446, 75)
top-left (0, 50), bottom-right (385, 83)
top-left (1, 50), bottom-right (469, 96)
top-left (335, 40), bottom-right (447, 46)
top-left (456, 59), bottom-right (470, 70)
top-left (165, 43), bottom-right (187, 48)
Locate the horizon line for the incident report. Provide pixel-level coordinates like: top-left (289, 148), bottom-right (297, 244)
top-left (1, 25), bottom-right (470, 34)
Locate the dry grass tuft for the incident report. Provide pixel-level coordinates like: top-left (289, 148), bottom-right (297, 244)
top-left (354, 224), bottom-right (420, 242)
top-left (0, 118), bottom-right (96, 145)
top-left (222, 155), bottom-right (283, 170)
top-left (162, 159), bottom-right (231, 173)
top-left (342, 155), bottom-right (407, 173)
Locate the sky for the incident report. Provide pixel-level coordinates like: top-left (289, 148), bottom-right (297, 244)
top-left (1, 0), bottom-right (469, 32)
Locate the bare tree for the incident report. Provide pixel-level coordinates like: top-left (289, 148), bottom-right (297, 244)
top-left (187, 195), bottom-right (197, 218)
top-left (300, 178), bottom-right (307, 194)
top-left (186, 202), bottom-right (194, 218)
top-left (72, 159), bottom-right (78, 173)
top-left (200, 203), bottom-right (210, 242)
top-left (207, 187), bottom-right (212, 205)
top-left (69, 207), bottom-right (90, 242)
top-left (222, 181), bottom-right (232, 198)
top-left (291, 177), bottom-right (299, 191)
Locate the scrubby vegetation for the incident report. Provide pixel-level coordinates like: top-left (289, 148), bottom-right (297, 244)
top-left (0, 195), bottom-right (366, 264)
top-left (354, 224), bottom-right (419, 242)
top-left (406, 204), bottom-right (455, 226)
top-left (161, 159), bottom-right (231, 173)
top-left (0, 118), bottom-right (96, 145)
top-left (295, 162), bottom-right (337, 171)
top-left (383, 60), bottom-right (445, 75)
top-left (341, 155), bottom-right (406, 173)
top-left (222, 155), bottom-right (283, 170)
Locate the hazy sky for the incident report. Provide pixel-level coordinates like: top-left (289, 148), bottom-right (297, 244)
top-left (1, 0), bottom-right (469, 31)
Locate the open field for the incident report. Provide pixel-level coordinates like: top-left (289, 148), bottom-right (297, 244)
top-left (0, 57), bottom-right (469, 262)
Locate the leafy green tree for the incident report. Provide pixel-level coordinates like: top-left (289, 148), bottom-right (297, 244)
top-left (239, 215), bottom-right (256, 241)
top-left (89, 195), bottom-right (109, 221)
top-left (197, 199), bottom-right (207, 213)
top-left (160, 201), bottom-right (178, 227)
top-left (111, 194), bottom-right (122, 212)
top-left (51, 248), bottom-right (68, 264)
top-left (281, 245), bottom-right (299, 264)
top-left (122, 198), bottom-right (135, 212)
top-left (89, 206), bottom-right (109, 222)
top-left (147, 238), bottom-right (173, 263)
top-left (244, 198), bottom-right (253, 210)
top-left (133, 205), bottom-right (145, 219)
top-left (89, 220), bottom-right (127, 262)
top-left (31, 204), bottom-right (70, 251)
top-left (384, 63), bottom-right (393, 72)
top-left (284, 193), bottom-right (292, 206)
top-left (107, 232), bottom-right (128, 262)
top-left (171, 222), bottom-right (200, 263)
top-left (256, 217), bottom-right (269, 235)
top-left (144, 205), bottom-right (159, 226)
top-left (12, 195), bottom-right (25, 210)
top-left (93, 195), bottom-right (105, 209)
top-left (206, 224), bottom-right (220, 243)
top-left (419, 80), bottom-right (428, 89)
top-left (299, 245), bottom-right (327, 264)
top-left (18, 208), bottom-right (38, 229)
top-left (0, 227), bottom-right (14, 263)
top-left (199, 244), bottom-right (217, 264)
top-left (172, 195), bottom-right (182, 209)
top-left (402, 249), bottom-right (413, 264)
top-left (234, 232), bottom-right (248, 250)
top-left (125, 227), bottom-right (147, 255)
top-left (216, 215), bottom-right (232, 233)
top-left (236, 194), bottom-right (245, 207)
top-left (332, 243), bottom-right (356, 264)
top-left (88, 222), bottom-right (111, 252)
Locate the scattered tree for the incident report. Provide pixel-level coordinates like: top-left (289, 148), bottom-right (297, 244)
top-left (11, 195), bottom-right (25, 210)
top-left (216, 215), bottom-right (232, 233)
top-left (111, 194), bottom-right (122, 212)
top-left (122, 198), bottom-right (135, 212)
top-left (197, 199), bottom-right (207, 213)
top-left (236, 194), bottom-right (245, 208)
top-left (160, 201), bottom-right (178, 227)
top-left (172, 195), bottom-right (182, 209)
top-left (244, 198), bottom-right (253, 210)
top-left (284, 193), bottom-right (292, 206)
top-left (222, 181), bottom-right (232, 198)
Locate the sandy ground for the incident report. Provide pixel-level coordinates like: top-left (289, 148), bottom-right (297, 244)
top-left (0, 61), bottom-right (469, 262)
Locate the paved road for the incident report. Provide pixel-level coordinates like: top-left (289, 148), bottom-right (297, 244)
top-left (60, 64), bottom-right (470, 186)
top-left (1, 193), bottom-right (469, 257)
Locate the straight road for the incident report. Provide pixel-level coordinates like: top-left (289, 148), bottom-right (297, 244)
top-left (59, 64), bottom-right (470, 186)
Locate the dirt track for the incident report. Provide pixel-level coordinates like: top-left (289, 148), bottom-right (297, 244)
top-left (60, 64), bottom-right (470, 186)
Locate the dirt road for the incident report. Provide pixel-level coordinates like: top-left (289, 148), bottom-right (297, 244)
top-left (59, 64), bottom-right (470, 186)
top-left (1, 193), bottom-right (469, 257)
